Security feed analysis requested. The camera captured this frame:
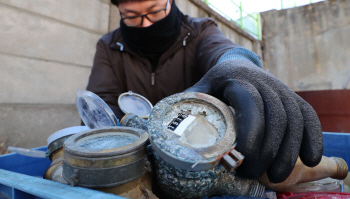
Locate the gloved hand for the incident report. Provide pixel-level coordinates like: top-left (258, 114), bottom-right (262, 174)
top-left (185, 59), bottom-right (323, 183)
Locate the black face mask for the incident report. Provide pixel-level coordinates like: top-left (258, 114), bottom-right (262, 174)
top-left (120, 0), bottom-right (182, 62)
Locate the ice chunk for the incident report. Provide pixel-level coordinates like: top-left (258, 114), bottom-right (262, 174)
top-left (178, 115), bottom-right (220, 148)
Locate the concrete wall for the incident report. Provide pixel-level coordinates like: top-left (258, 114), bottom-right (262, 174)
top-left (261, 0), bottom-right (350, 91)
top-left (0, 0), bottom-right (110, 150)
top-left (0, 0), bottom-right (260, 150)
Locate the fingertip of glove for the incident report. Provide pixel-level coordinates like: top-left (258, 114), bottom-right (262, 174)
top-left (299, 127), bottom-right (323, 167)
top-left (266, 168), bottom-right (291, 184)
top-left (300, 151), bottom-right (323, 167)
top-left (236, 165), bottom-right (266, 180)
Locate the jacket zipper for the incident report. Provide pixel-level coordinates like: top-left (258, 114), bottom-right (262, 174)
top-left (151, 73), bottom-right (155, 86)
top-left (183, 32), bottom-right (191, 46)
top-left (151, 72), bottom-right (157, 104)
top-left (116, 42), bottom-right (124, 51)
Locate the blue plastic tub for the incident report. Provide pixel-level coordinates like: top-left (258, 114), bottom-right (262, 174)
top-left (0, 146), bottom-right (124, 199)
top-left (0, 132), bottom-right (349, 199)
top-left (0, 147), bottom-right (51, 177)
top-left (322, 132), bottom-right (350, 166)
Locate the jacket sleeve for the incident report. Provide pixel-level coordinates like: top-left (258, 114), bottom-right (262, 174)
top-left (196, 18), bottom-right (262, 76)
top-left (86, 38), bottom-right (125, 120)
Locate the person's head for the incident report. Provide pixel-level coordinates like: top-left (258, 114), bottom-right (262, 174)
top-left (117, 0), bottom-right (182, 55)
top-left (112, 0), bottom-right (173, 27)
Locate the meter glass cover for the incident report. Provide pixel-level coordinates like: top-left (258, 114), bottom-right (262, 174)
top-left (118, 91), bottom-right (153, 118)
top-left (76, 90), bottom-right (119, 129)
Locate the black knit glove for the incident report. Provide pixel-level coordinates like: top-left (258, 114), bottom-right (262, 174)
top-left (185, 60), bottom-right (323, 183)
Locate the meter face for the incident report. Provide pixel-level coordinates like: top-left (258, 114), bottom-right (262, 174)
top-left (77, 132), bottom-right (139, 150)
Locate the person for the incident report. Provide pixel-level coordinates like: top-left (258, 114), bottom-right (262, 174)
top-left (85, 0), bottom-right (323, 183)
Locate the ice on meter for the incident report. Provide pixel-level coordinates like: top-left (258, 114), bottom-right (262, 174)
top-left (167, 114), bottom-right (220, 148)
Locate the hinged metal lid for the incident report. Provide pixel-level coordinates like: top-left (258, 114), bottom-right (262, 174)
top-left (118, 91), bottom-right (153, 119)
top-left (76, 90), bottom-right (119, 129)
top-left (47, 126), bottom-right (89, 146)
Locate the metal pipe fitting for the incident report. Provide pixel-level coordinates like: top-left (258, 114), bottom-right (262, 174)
top-left (259, 156), bottom-right (349, 192)
top-left (120, 113), bottom-right (148, 132)
top-left (44, 126), bottom-right (89, 184)
top-left (150, 148), bottom-right (264, 199)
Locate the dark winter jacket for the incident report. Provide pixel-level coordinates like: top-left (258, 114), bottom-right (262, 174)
top-left (86, 15), bottom-right (239, 119)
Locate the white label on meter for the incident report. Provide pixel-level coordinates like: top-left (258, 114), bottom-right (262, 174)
top-left (173, 115), bottom-right (196, 136)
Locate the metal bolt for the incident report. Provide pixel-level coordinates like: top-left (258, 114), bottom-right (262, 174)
top-left (145, 160), bottom-right (152, 172)
top-left (69, 169), bottom-right (79, 187)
